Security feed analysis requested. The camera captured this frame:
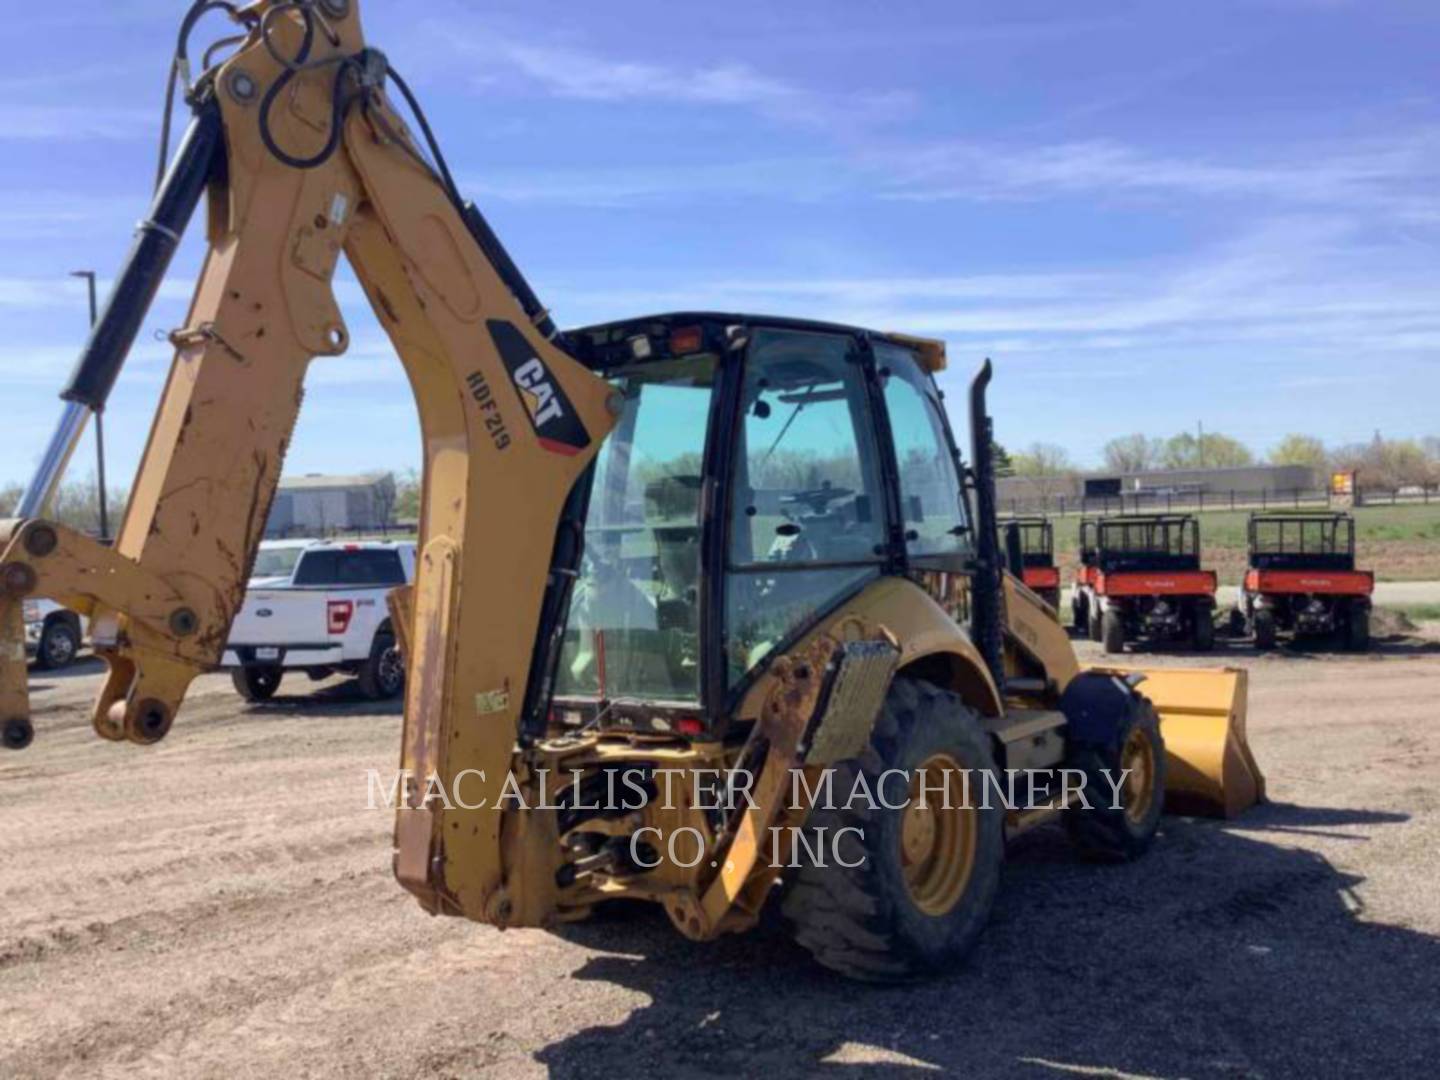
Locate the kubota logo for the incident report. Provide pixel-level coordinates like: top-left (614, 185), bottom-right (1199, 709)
top-left (487, 319), bottom-right (591, 456)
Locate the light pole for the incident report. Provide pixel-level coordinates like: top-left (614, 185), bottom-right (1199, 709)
top-left (70, 270), bottom-right (107, 541)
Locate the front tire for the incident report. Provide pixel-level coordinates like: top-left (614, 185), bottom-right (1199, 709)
top-left (1102, 609), bottom-right (1126, 654)
top-left (1346, 605), bottom-right (1370, 652)
top-left (231, 665), bottom-right (282, 702)
top-left (1253, 608), bottom-right (1277, 650)
top-left (34, 617), bottom-right (80, 671)
top-left (1065, 694), bottom-right (1166, 861)
top-left (1192, 607), bottom-right (1215, 651)
top-left (357, 628), bottom-right (404, 700)
top-left (781, 678), bottom-right (1004, 981)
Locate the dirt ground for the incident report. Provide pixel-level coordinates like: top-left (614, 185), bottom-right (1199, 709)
top-left (4, 629), bottom-right (1440, 1079)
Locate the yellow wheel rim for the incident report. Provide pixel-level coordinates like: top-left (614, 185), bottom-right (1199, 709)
top-left (1120, 726), bottom-right (1157, 826)
top-left (900, 752), bottom-right (978, 917)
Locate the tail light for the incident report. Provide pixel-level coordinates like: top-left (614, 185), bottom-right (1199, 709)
top-left (327, 600), bottom-right (354, 635)
top-left (676, 716), bottom-right (705, 736)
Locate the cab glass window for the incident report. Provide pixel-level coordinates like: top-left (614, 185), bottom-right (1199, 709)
top-left (555, 360), bottom-right (716, 702)
top-left (725, 329), bottom-right (885, 685)
top-left (876, 342), bottom-right (972, 562)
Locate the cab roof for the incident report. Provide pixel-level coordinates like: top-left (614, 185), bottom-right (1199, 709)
top-left (567, 312), bottom-right (947, 373)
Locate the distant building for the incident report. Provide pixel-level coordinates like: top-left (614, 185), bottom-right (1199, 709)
top-left (266, 472), bottom-right (396, 537)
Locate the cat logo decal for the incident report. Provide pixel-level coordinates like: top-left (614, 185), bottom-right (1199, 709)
top-left (486, 320), bottom-right (591, 456)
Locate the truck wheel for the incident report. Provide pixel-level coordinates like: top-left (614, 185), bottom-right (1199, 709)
top-left (34, 617), bottom-right (80, 671)
top-left (358, 629), bottom-right (404, 700)
top-left (1253, 609), bottom-right (1277, 650)
top-left (1102, 610), bottom-right (1125, 654)
top-left (1346, 606), bottom-right (1370, 652)
top-left (3, 717), bottom-right (34, 751)
top-left (1072, 593), bottom-right (1089, 635)
top-left (232, 665), bottom-right (282, 702)
top-left (1192, 608), bottom-right (1215, 652)
top-left (1065, 693), bottom-right (1166, 861)
top-left (781, 678), bottom-right (1004, 981)
top-left (1088, 598), bottom-right (1104, 642)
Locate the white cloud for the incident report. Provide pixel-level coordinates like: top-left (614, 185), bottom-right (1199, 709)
top-left (433, 26), bottom-right (909, 129)
top-left (878, 129), bottom-right (1440, 210)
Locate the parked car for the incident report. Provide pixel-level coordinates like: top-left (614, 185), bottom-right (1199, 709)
top-left (222, 540), bottom-right (415, 702)
top-left (23, 599), bottom-right (85, 670)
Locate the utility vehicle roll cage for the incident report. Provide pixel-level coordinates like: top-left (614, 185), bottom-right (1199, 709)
top-left (1248, 512), bottom-right (1356, 572)
top-left (1080, 514), bottom-right (1201, 573)
top-left (1001, 516), bottom-right (1054, 568)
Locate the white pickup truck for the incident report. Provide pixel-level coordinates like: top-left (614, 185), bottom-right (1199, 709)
top-left (23, 599), bottom-right (85, 670)
top-left (222, 540), bottom-right (415, 702)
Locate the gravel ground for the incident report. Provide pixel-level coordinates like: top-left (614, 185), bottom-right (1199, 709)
top-left (3, 627), bottom-right (1439, 1079)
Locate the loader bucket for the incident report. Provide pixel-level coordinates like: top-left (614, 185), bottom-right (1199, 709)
top-left (1131, 667), bottom-right (1265, 819)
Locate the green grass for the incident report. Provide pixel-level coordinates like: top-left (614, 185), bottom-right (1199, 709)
top-left (1043, 503), bottom-right (1440, 549)
top-left (1386, 603), bottom-right (1440, 622)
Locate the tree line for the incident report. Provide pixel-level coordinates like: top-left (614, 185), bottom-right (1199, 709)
top-left (0, 476), bottom-right (127, 535)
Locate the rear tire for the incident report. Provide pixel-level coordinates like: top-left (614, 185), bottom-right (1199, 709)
top-left (1065, 694), bottom-right (1166, 861)
top-left (1072, 593), bottom-right (1090, 636)
top-left (357, 628), bottom-right (404, 700)
top-left (1346, 605), bottom-right (1370, 652)
top-left (1253, 609), bottom-right (1277, 650)
top-left (1192, 607), bottom-right (1215, 652)
top-left (1102, 610), bottom-right (1126, 654)
top-left (34, 617), bottom-right (80, 671)
top-left (781, 678), bottom-right (1004, 982)
top-left (231, 665), bottom-right (282, 702)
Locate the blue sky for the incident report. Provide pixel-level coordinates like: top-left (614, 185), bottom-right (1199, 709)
top-left (2, 0), bottom-right (1437, 490)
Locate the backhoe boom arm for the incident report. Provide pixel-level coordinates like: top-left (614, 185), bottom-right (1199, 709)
top-left (0, 0), bottom-right (617, 923)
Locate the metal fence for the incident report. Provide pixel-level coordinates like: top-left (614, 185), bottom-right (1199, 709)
top-left (1000, 486), bottom-right (1439, 519)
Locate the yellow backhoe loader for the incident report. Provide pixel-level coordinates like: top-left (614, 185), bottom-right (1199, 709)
top-left (0, 0), bottom-right (1263, 979)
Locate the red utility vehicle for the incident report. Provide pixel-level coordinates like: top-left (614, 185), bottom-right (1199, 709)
top-left (1003, 516), bottom-right (1060, 610)
top-left (1241, 512), bottom-right (1372, 650)
top-left (1073, 514), bottom-right (1216, 655)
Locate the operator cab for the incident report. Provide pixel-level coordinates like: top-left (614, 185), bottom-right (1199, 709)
top-left (549, 313), bottom-right (973, 733)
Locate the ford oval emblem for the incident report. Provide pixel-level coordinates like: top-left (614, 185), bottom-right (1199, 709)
top-left (256, 608), bottom-right (273, 618)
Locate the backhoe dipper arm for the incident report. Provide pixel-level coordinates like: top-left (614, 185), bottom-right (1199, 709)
top-left (0, 0), bottom-right (617, 919)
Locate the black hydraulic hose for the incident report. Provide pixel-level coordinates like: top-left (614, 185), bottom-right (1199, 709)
top-left (967, 359), bottom-right (1006, 685)
top-left (61, 102), bottom-right (224, 410)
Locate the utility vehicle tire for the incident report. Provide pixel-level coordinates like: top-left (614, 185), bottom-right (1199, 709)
top-left (1065, 693), bottom-right (1166, 861)
top-left (781, 677), bottom-right (1004, 982)
top-left (1072, 593), bottom-right (1090, 636)
top-left (231, 665), bottom-right (282, 702)
top-left (1192, 608), bottom-right (1215, 652)
top-left (1102, 610), bottom-right (1126, 655)
top-left (1089, 598), bottom-right (1105, 643)
top-left (1252, 609), bottom-right (1277, 650)
top-left (357, 628), bottom-right (404, 700)
top-left (34, 617), bottom-right (80, 671)
top-left (1346, 606), bottom-right (1370, 652)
